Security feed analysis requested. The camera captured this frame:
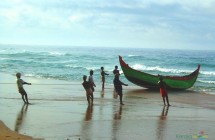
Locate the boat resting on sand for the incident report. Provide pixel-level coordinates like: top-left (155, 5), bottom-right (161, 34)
top-left (119, 56), bottom-right (200, 90)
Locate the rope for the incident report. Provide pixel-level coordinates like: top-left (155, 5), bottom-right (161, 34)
top-left (0, 83), bottom-right (80, 85)
top-left (0, 83), bottom-right (15, 85)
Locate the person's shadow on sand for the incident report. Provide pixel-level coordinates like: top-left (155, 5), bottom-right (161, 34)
top-left (84, 104), bottom-right (93, 121)
top-left (113, 105), bottom-right (122, 120)
top-left (156, 106), bottom-right (169, 140)
top-left (160, 106), bottom-right (169, 120)
top-left (14, 104), bottom-right (28, 132)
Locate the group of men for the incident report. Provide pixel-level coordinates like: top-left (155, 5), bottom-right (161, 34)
top-left (82, 65), bottom-right (128, 105)
top-left (16, 65), bottom-right (170, 106)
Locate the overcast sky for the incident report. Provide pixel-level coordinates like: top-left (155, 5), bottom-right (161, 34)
top-left (0, 0), bottom-right (215, 49)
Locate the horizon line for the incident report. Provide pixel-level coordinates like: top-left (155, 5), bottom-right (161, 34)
top-left (0, 43), bottom-right (214, 51)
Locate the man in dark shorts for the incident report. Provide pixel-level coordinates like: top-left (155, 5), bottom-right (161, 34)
top-left (16, 73), bottom-right (31, 104)
top-left (113, 74), bottom-right (128, 105)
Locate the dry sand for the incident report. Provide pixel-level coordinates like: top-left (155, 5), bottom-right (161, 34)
top-left (0, 120), bottom-right (43, 140)
top-left (1, 72), bottom-right (215, 140)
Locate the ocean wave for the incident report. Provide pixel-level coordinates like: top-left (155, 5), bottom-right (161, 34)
top-left (86, 67), bottom-right (100, 71)
top-left (48, 51), bottom-right (67, 56)
top-left (24, 73), bottom-right (37, 78)
top-left (130, 64), bottom-right (215, 76)
top-left (23, 73), bottom-right (75, 81)
top-left (0, 57), bottom-right (10, 61)
top-left (64, 65), bottom-right (86, 70)
top-left (198, 80), bottom-right (215, 84)
top-left (131, 64), bottom-right (192, 74)
top-left (0, 49), bottom-right (28, 55)
top-left (200, 71), bottom-right (215, 76)
top-left (128, 55), bottom-right (140, 57)
top-left (0, 48), bottom-right (68, 57)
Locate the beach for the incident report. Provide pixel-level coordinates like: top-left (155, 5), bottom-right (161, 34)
top-left (0, 72), bottom-right (215, 140)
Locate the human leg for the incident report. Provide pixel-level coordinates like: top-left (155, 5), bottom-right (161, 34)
top-left (102, 82), bottom-right (104, 89)
top-left (166, 95), bottom-right (170, 106)
top-left (21, 94), bottom-right (26, 103)
top-left (102, 77), bottom-right (105, 89)
top-left (162, 96), bottom-right (166, 106)
top-left (21, 88), bottom-right (29, 104)
top-left (118, 91), bottom-right (124, 105)
top-left (86, 95), bottom-right (90, 104)
top-left (19, 88), bottom-right (27, 103)
top-left (24, 93), bottom-right (29, 104)
top-left (91, 93), bottom-right (94, 103)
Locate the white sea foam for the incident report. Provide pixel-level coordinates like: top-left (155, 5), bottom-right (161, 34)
top-left (128, 55), bottom-right (139, 57)
top-left (86, 67), bottom-right (100, 71)
top-left (64, 65), bottom-right (85, 70)
top-left (24, 73), bottom-right (37, 78)
top-left (199, 80), bottom-right (215, 84)
top-left (200, 71), bottom-right (215, 76)
top-left (131, 64), bottom-right (192, 74)
top-left (0, 57), bottom-right (10, 60)
top-left (49, 52), bottom-right (66, 56)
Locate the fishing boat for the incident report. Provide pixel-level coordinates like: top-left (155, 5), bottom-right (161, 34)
top-left (119, 56), bottom-right (200, 90)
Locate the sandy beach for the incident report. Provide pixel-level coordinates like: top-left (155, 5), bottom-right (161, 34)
top-left (1, 72), bottom-right (215, 140)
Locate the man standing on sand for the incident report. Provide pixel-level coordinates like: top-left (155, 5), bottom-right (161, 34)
top-left (158, 76), bottom-right (170, 106)
top-left (101, 66), bottom-right (109, 90)
top-left (82, 75), bottom-right (93, 105)
top-left (89, 70), bottom-right (96, 103)
top-left (113, 65), bottom-right (120, 95)
top-left (16, 73), bottom-right (31, 104)
top-left (113, 74), bottom-right (128, 105)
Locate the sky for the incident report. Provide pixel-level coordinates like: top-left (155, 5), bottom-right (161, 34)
top-left (0, 0), bottom-right (215, 50)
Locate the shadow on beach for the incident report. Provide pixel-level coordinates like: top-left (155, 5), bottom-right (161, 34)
top-left (113, 105), bottom-right (122, 120)
top-left (15, 104), bottom-right (28, 132)
top-left (156, 106), bottom-right (169, 140)
top-left (84, 105), bottom-right (93, 121)
top-left (125, 88), bottom-right (201, 95)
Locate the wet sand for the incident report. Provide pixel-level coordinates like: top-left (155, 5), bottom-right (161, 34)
top-left (1, 72), bottom-right (215, 140)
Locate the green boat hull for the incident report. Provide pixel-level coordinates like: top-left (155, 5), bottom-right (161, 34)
top-left (119, 56), bottom-right (200, 90)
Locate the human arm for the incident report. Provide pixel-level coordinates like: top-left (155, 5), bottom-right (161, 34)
top-left (105, 72), bottom-right (109, 76)
top-left (23, 80), bottom-right (31, 85)
top-left (119, 80), bottom-right (128, 86)
top-left (122, 83), bottom-right (128, 86)
top-left (20, 79), bottom-right (31, 85)
top-left (101, 71), bottom-right (109, 76)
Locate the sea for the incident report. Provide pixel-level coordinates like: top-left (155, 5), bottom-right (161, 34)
top-left (0, 45), bottom-right (215, 94)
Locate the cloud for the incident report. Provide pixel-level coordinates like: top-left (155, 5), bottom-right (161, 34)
top-left (0, 0), bottom-right (215, 49)
top-left (1, 0), bottom-right (214, 30)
